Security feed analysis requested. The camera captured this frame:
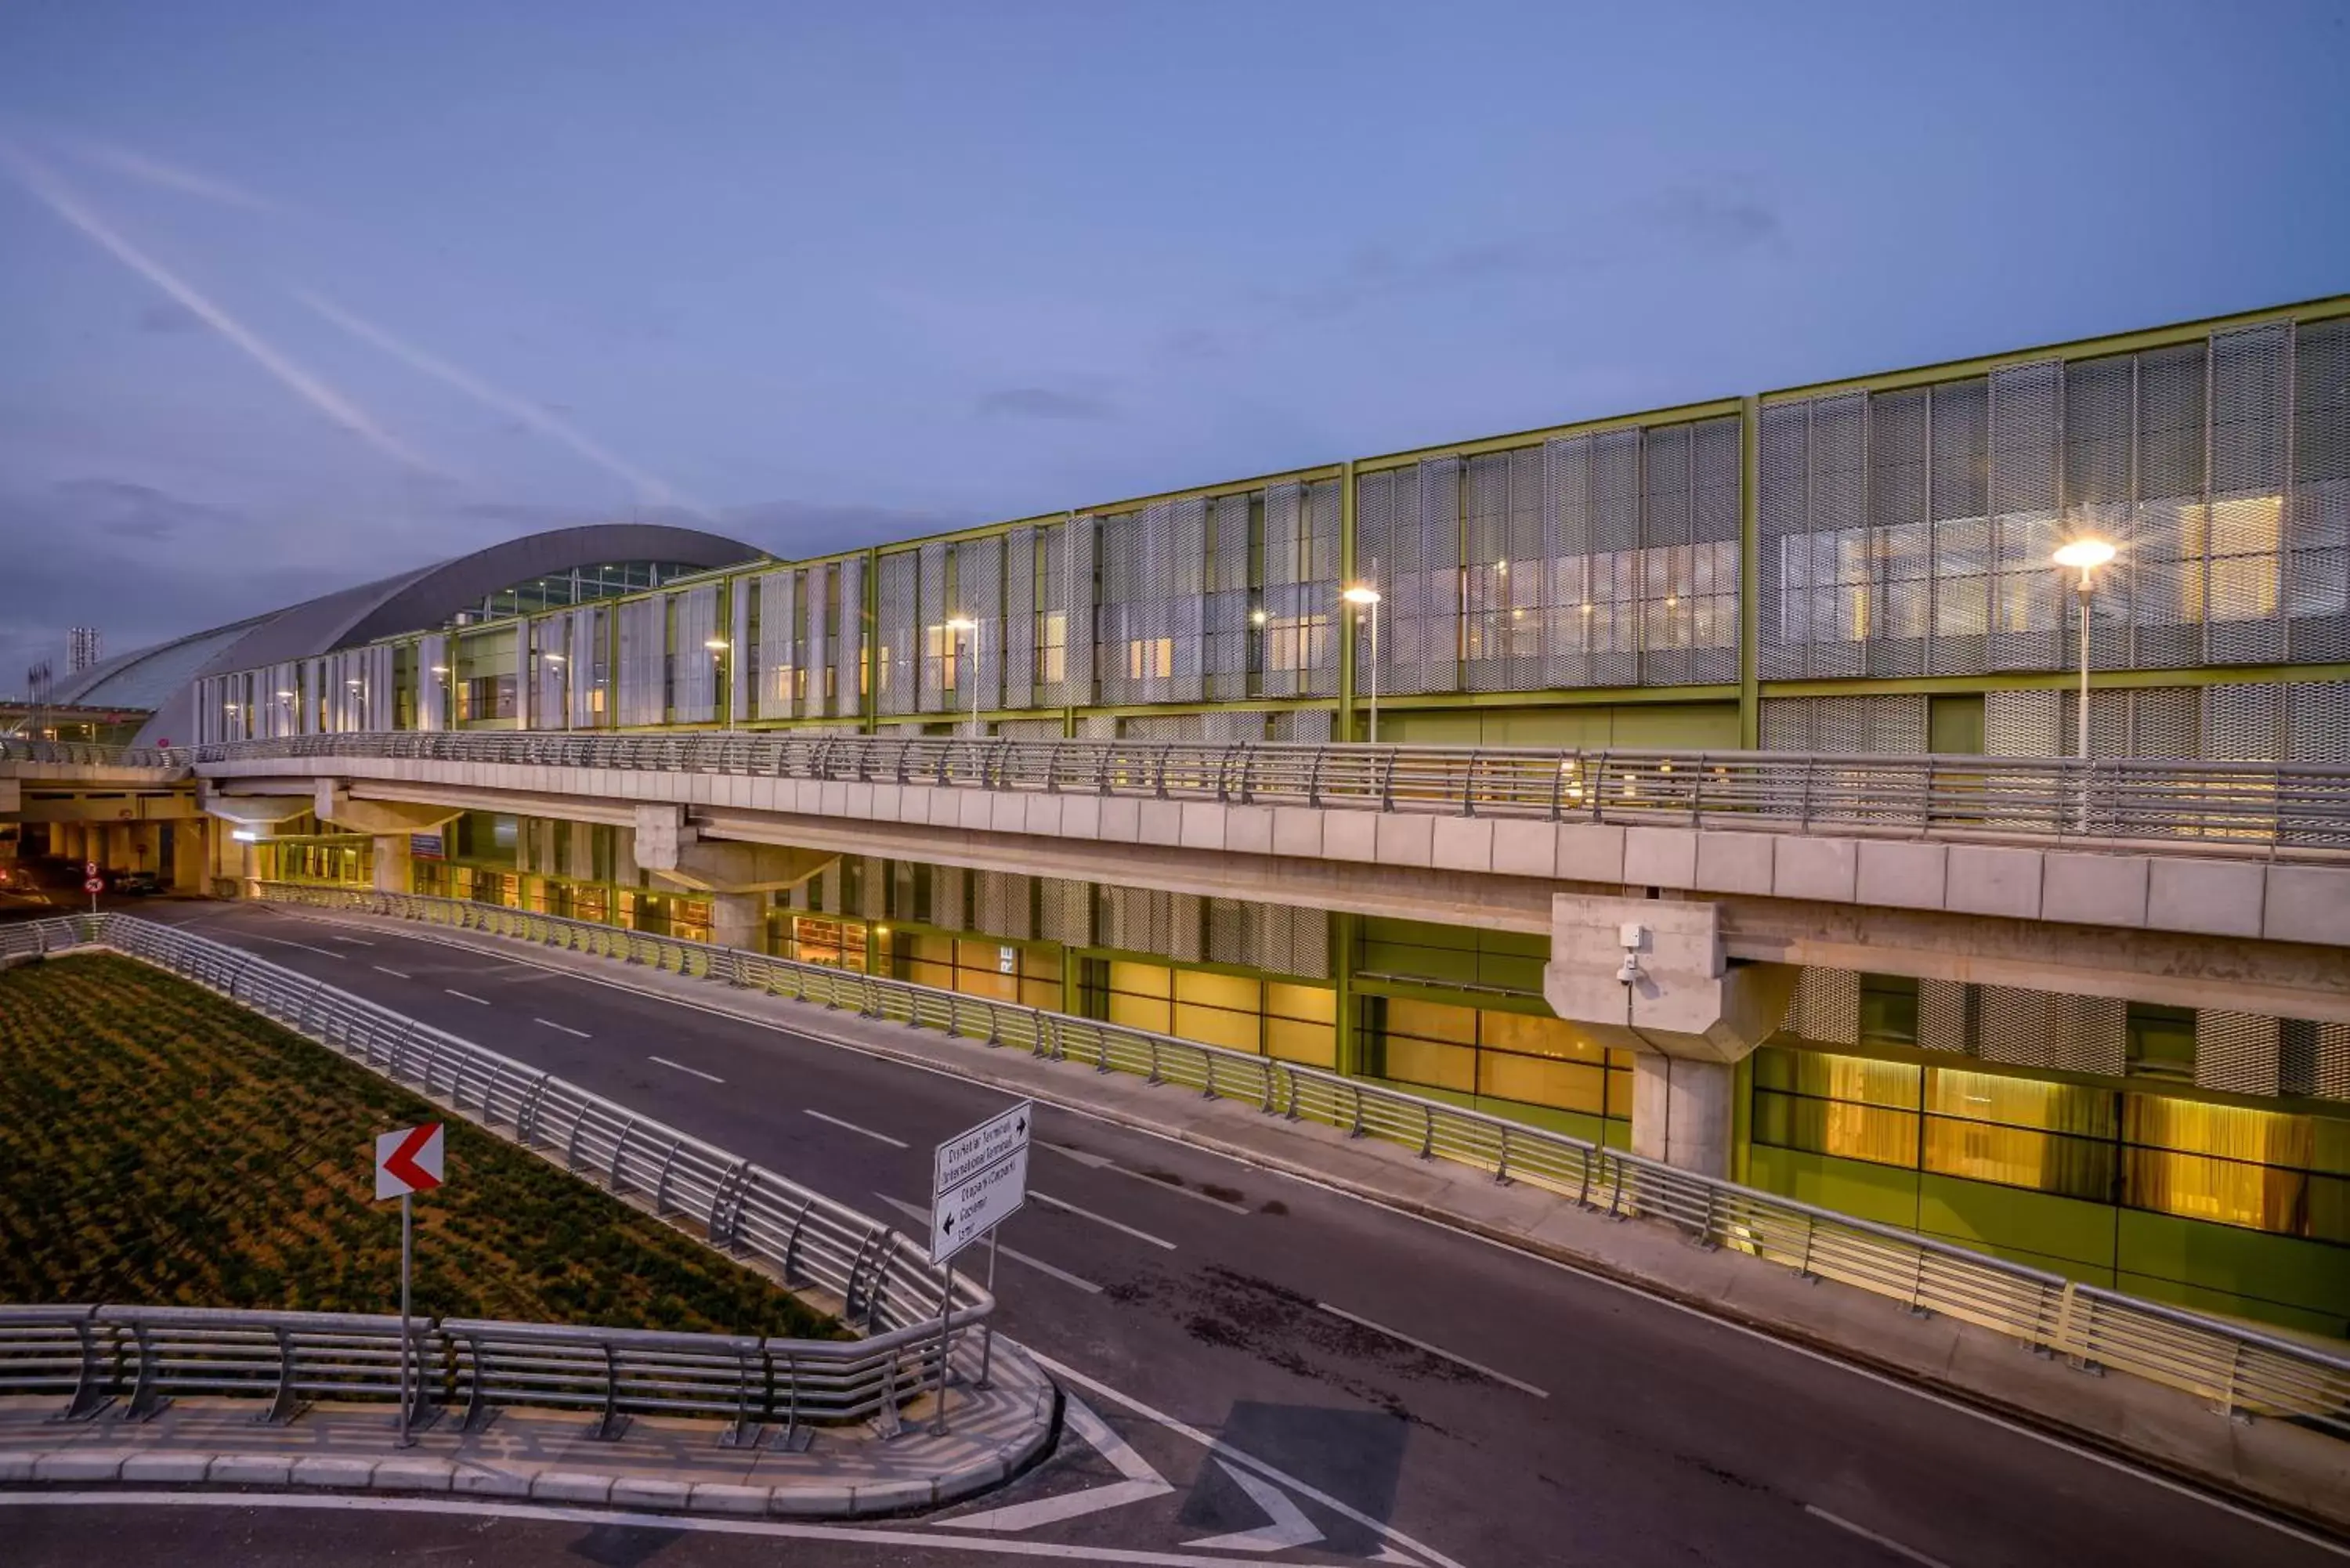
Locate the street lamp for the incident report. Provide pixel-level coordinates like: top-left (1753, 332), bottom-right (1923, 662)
top-left (945, 616), bottom-right (981, 738)
top-left (2052, 538), bottom-right (2116, 762)
top-left (1341, 584), bottom-right (1383, 743)
top-left (543, 652), bottom-right (571, 733)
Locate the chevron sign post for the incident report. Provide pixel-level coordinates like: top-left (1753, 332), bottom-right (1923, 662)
top-left (374, 1123), bottom-right (445, 1444)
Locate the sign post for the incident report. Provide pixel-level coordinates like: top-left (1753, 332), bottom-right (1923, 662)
top-left (375, 1122), bottom-right (446, 1444)
top-left (926, 1101), bottom-right (1031, 1433)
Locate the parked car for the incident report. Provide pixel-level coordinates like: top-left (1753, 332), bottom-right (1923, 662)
top-left (112, 870), bottom-right (161, 895)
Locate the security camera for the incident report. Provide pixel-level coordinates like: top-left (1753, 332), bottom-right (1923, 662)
top-left (1616, 955), bottom-right (1641, 986)
top-left (1616, 921), bottom-right (1645, 986)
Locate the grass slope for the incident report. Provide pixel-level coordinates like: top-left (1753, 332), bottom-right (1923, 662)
top-left (0, 953), bottom-right (833, 1338)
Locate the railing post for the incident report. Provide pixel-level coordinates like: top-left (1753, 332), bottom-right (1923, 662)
top-left (1349, 1084), bottom-right (1365, 1139)
top-left (261, 1324), bottom-right (302, 1425)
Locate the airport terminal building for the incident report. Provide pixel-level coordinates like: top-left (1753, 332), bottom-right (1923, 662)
top-left (34, 294), bottom-right (2350, 1335)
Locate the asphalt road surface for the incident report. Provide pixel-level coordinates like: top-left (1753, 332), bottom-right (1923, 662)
top-left (5, 898), bottom-right (2342, 1568)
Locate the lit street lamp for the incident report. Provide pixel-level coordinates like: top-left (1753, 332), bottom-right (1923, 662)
top-left (2052, 537), bottom-right (2116, 762)
top-left (1342, 583), bottom-right (1382, 743)
top-left (543, 651), bottom-right (571, 733)
top-left (945, 616), bottom-right (981, 738)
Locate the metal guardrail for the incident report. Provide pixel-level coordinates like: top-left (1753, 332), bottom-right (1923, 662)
top-left (0, 735), bottom-right (186, 771)
top-left (244, 880), bottom-right (2350, 1438)
top-left (127, 728), bottom-right (2350, 854)
top-left (0, 912), bottom-right (989, 1441)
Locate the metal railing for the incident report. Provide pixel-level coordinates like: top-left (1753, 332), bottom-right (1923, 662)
top-left (2, 912), bottom-right (990, 1440)
top-left (248, 880), bottom-right (2350, 1438)
top-left (14, 727), bottom-right (2350, 853)
top-left (168, 729), bottom-right (2350, 854)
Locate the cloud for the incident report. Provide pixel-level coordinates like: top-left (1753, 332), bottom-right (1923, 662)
top-left (56, 135), bottom-right (278, 212)
top-left (1, 144), bottom-right (439, 475)
top-left (53, 478), bottom-right (235, 541)
top-left (975, 387), bottom-right (1118, 421)
top-left (1648, 186), bottom-right (1781, 255)
top-left (298, 288), bottom-right (708, 517)
top-left (136, 301), bottom-right (201, 334)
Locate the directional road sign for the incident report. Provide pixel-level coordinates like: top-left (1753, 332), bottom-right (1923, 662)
top-left (374, 1122), bottom-right (446, 1201)
top-left (934, 1100), bottom-right (1032, 1195)
top-left (931, 1143), bottom-right (1027, 1266)
top-left (929, 1100), bottom-right (1032, 1266)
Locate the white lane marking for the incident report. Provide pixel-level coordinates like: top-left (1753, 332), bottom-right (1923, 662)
top-left (1033, 1350), bottom-right (1465, 1568)
top-left (936, 1396), bottom-right (1171, 1532)
top-left (648, 1053), bottom-right (725, 1084)
top-left (876, 1196), bottom-right (1104, 1295)
top-left (371, 965), bottom-right (411, 979)
top-left (1032, 1190), bottom-right (1176, 1251)
top-left (330, 935), bottom-right (374, 945)
top-left (0, 1493), bottom-right (1303, 1566)
top-left (1314, 1301), bottom-right (1549, 1400)
top-left (534, 1017), bottom-right (591, 1039)
top-left (1805, 1505), bottom-right (1953, 1568)
top-left (1041, 1140), bottom-right (1116, 1169)
top-left (804, 1107), bottom-right (908, 1148)
top-left (1105, 1162), bottom-right (1250, 1215)
top-left (1182, 1456), bottom-right (1324, 1553)
top-left (265, 906), bottom-right (2335, 1561)
top-left (248, 933), bottom-right (344, 959)
top-left (443, 988), bottom-right (490, 1005)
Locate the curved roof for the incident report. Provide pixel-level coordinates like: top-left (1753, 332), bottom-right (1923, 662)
top-left (61, 522), bottom-right (757, 746)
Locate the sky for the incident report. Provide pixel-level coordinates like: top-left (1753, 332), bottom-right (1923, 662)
top-left (3, 1), bottom-right (2348, 682)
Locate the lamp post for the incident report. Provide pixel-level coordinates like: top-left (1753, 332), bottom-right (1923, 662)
top-left (945, 616), bottom-right (981, 738)
top-left (1341, 584), bottom-right (1382, 743)
top-left (704, 638), bottom-right (731, 726)
top-left (2051, 538), bottom-right (2116, 762)
top-left (428, 664), bottom-right (451, 731)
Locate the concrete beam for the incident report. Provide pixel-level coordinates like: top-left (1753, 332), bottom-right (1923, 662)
top-left (313, 782), bottom-right (463, 836)
top-left (653, 840), bottom-right (839, 894)
top-left (1544, 895), bottom-right (1796, 1063)
top-left (200, 788), bottom-right (315, 828)
top-left (10, 793), bottom-right (201, 823)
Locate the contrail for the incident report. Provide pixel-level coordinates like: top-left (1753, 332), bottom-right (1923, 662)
top-left (1, 145), bottom-right (436, 473)
top-left (298, 289), bottom-right (706, 516)
top-left (57, 135), bottom-right (277, 212)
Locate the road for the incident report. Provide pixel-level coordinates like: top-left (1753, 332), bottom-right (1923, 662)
top-left (5, 896), bottom-right (2342, 1568)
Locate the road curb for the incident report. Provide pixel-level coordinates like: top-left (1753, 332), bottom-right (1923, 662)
top-left (0, 1360), bottom-right (1056, 1520)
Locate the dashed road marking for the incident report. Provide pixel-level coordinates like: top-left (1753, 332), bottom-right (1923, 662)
top-left (534, 1017), bottom-right (591, 1039)
top-left (1805, 1505), bottom-right (1952, 1568)
top-left (804, 1108), bottom-right (907, 1148)
top-left (443, 988), bottom-right (490, 1005)
top-left (372, 965), bottom-right (411, 979)
top-left (876, 1196), bottom-right (1104, 1295)
top-left (648, 1053), bottom-right (724, 1084)
top-left (1105, 1163), bottom-right (1249, 1216)
top-left (1032, 1190), bottom-right (1176, 1251)
top-left (249, 934), bottom-right (344, 959)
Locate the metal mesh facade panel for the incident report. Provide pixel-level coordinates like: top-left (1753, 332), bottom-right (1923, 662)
top-left (1988, 361), bottom-right (2064, 673)
top-left (802, 565), bottom-right (830, 721)
top-left (1272, 709), bottom-right (1335, 743)
top-left (1984, 688), bottom-right (2063, 756)
top-left (2283, 1021), bottom-right (2350, 1101)
top-left (916, 541), bottom-right (949, 714)
top-left (974, 872), bottom-right (1032, 941)
top-left (2196, 1010), bottom-right (2283, 1095)
top-left (1976, 988), bottom-right (2124, 1074)
top-left (1206, 493), bottom-right (1251, 701)
top-left (835, 555), bottom-right (865, 724)
top-left (528, 618), bottom-right (563, 728)
top-left (2291, 319), bottom-right (2350, 662)
top-left (1058, 517), bottom-right (1097, 707)
top-left (931, 865), bottom-right (965, 931)
top-left (1918, 980), bottom-right (1972, 1053)
top-left (1783, 967), bottom-right (1860, 1046)
top-left (757, 570), bottom-right (797, 720)
top-left (418, 635), bottom-right (447, 730)
top-left (877, 553), bottom-right (916, 717)
top-left (616, 598), bottom-right (665, 726)
top-left (1167, 894), bottom-right (1204, 963)
top-left (1003, 527), bottom-right (1037, 711)
top-left (669, 586), bottom-right (718, 723)
top-left (1759, 695), bottom-right (1928, 753)
top-left (959, 536), bottom-right (1004, 714)
top-left (2207, 325), bottom-right (2290, 665)
top-left (1040, 877), bottom-right (1092, 947)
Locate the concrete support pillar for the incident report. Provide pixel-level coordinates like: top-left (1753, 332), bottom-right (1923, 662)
top-left (709, 891), bottom-right (767, 954)
top-left (1630, 1054), bottom-right (1736, 1180)
top-left (372, 834), bottom-right (413, 895)
top-left (127, 822), bottom-right (161, 873)
top-left (1543, 894), bottom-right (1795, 1062)
top-left (56, 823), bottom-right (79, 862)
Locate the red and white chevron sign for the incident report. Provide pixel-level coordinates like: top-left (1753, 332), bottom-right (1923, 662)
top-left (374, 1122), bottom-right (446, 1201)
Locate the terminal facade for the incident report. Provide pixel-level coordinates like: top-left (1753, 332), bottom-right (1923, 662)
top-left (165, 294), bottom-right (2350, 1335)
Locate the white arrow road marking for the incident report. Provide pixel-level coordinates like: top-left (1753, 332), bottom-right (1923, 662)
top-left (877, 1195), bottom-right (1104, 1294)
top-left (1182, 1458), bottom-right (1324, 1553)
top-left (1032, 1351), bottom-right (1466, 1568)
top-left (936, 1396), bottom-right (1173, 1533)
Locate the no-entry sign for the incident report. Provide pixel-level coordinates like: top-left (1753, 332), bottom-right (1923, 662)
top-left (83, 879), bottom-right (103, 894)
top-left (374, 1122), bottom-right (446, 1201)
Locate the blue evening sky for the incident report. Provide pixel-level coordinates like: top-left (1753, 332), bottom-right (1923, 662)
top-left (3, 1), bottom-right (2346, 669)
